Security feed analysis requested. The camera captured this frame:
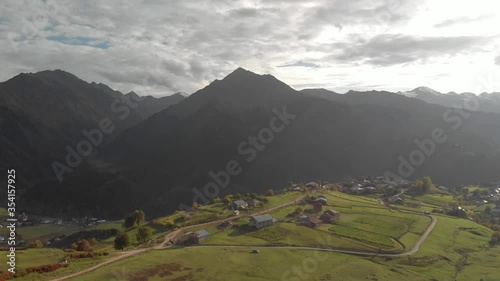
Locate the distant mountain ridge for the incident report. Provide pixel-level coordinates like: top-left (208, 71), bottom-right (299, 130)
top-left (399, 86), bottom-right (500, 114)
top-left (2, 68), bottom-right (500, 219)
top-left (0, 69), bottom-right (185, 200)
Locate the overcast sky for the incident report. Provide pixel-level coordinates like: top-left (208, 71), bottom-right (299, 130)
top-left (1, 0), bottom-right (499, 96)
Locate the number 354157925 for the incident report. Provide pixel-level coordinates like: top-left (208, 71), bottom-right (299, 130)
top-left (7, 169), bottom-right (15, 210)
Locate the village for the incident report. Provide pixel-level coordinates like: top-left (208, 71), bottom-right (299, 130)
top-left (170, 176), bottom-right (500, 248)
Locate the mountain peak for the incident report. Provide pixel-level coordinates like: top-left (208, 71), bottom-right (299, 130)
top-left (412, 86), bottom-right (440, 94)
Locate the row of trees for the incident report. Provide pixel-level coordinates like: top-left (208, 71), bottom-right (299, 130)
top-left (114, 209), bottom-right (152, 250)
top-left (113, 228), bottom-right (152, 250)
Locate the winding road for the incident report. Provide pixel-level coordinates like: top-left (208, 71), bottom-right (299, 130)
top-left (52, 196), bottom-right (438, 280)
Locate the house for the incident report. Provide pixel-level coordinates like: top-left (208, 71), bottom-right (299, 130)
top-left (298, 215), bottom-right (308, 224)
top-left (351, 186), bottom-right (366, 194)
top-left (249, 214), bottom-right (274, 229)
top-left (325, 209), bottom-right (340, 219)
top-left (312, 202), bottom-right (323, 212)
top-left (193, 229), bottom-right (210, 243)
top-left (219, 220), bottom-right (233, 229)
top-left (231, 200), bottom-right (248, 210)
top-left (248, 199), bottom-right (262, 207)
top-left (311, 196), bottom-right (327, 205)
top-left (305, 182), bottom-right (319, 188)
top-left (321, 209), bottom-right (340, 223)
top-left (292, 186), bottom-right (301, 191)
top-left (306, 217), bottom-right (322, 228)
top-left (388, 196), bottom-right (404, 204)
top-left (232, 210), bottom-right (240, 216)
top-left (366, 186), bottom-right (377, 194)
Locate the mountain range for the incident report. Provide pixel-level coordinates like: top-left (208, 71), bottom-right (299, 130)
top-left (2, 68), bottom-right (500, 218)
top-left (400, 86), bottom-right (500, 114)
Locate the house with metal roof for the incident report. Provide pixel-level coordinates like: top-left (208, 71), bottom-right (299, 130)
top-left (248, 214), bottom-right (274, 229)
top-left (231, 199), bottom-right (248, 210)
top-left (193, 229), bottom-right (210, 243)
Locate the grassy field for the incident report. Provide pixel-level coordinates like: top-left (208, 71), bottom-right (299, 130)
top-left (59, 247), bottom-right (432, 281)
top-left (6, 188), bottom-right (499, 281)
top-left (16, 224), bottom-right (81, 241)
top-left (59, 233), bottom-right (500, 281)
top-left (185, 191), bottom-right (430, 254)
top-left (0, 248), bottom-right (116, 281)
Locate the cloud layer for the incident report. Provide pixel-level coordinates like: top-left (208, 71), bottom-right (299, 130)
top-left (0, 0), bottom-right (499, 95)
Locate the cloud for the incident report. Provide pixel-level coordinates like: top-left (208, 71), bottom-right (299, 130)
top-left (277, 61), bottom-right (321, 68)
top-left (331, 34), bottom-right (494, 66)
top-left (0, 0), bottom-right (498, 95)
top-left (47, 35), bottom-right (109, 49)
top-left (434, 15), bottom-right (492, 28)
top-left (495, 55), bottom-right (500, 65)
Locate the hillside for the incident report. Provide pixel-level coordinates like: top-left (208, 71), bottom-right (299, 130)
top-left (30, 68), bottom-right (500, 218)
top-left (0, 70), bottom-right (185, 211)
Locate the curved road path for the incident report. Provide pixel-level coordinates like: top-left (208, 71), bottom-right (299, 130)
top-left (53, 198), bottom-right (437, 280)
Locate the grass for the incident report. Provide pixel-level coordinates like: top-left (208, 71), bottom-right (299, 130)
top-left (57, 247), bottom-right (430, 281)
top-left (10, 188), bottom-right (500, 281)
top-left (0, 248), bottom-right (115, 281)
top-left (17, 224), bottom-right (81, 241)
top-left (329, 224), bottom-right (397, 249)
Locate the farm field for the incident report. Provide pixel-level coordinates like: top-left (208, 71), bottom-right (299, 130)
top-left (185, 191), bottom-right (431, 254)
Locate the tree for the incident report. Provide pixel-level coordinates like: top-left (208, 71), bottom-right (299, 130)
top-left (212, 197), bottom-right (221, 204)
top-left (123, 210), bottom-right (146, 229)
top-left (415, 179), bottom-right (424, 193)
top-left (136, 227), bottom-right (152, 243)
top-left (266, 189), bottom-right (275, 196)
top-left (295, 207), bottom-right (304, 214)
top-left (76, 239), bottom-right (91, 252)
top-left (71, 243), bottom-right (77, 250)
top-left (192, 202), bottom-right (199, 209)
top-left (114, 233), bottom-right (130, 250)
top-left (134, 210), bottom-right (145, 226)
top-left (422, 176), bottom-right (432, 193)
top-left (123, 215), bottom-right (136, 229)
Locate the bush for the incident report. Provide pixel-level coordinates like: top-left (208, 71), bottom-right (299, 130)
top-left (28, 240), bottom-right (43, 248)
top-left (68, 252), bottom-right (109, 259)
